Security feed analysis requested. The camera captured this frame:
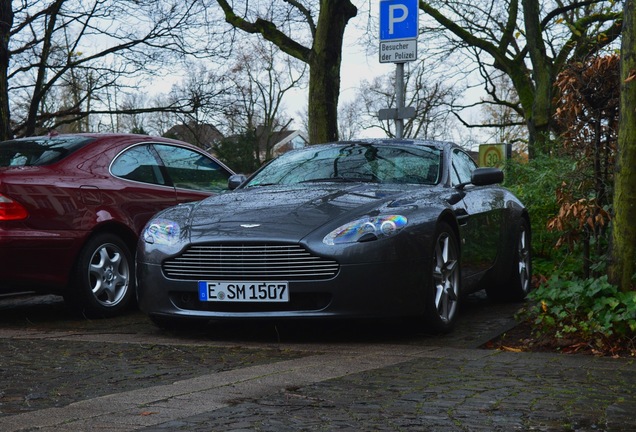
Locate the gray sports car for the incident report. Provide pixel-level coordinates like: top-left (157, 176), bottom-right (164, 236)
top-left (137, 139), bottom-right (531, 332)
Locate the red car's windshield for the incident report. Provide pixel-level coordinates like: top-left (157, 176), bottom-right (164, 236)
top-left (0, 136), bottom-right (94, 167)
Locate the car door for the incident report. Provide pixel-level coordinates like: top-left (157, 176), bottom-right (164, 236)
top-left (110, 144), bottom-right (179, 232)
top-left (450, 149), bottom-right (503, 279)
top-left (152, 144), bottom-right (233, 203)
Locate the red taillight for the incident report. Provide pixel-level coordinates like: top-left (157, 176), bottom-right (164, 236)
top-left (0, 194), bottom-right (29, 220)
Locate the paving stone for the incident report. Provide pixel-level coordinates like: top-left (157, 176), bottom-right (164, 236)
top-left (1, 293), bottom-right (635, 431)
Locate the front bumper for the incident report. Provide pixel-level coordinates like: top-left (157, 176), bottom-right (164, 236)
top-left (137, 258), bottom-right (427, 320)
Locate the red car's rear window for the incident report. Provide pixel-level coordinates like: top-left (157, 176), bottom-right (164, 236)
top-left (0, 136), bottom-right (95, 167)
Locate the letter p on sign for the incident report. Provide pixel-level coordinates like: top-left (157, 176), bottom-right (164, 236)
top-left (388, 4), bottom-right (408, 34)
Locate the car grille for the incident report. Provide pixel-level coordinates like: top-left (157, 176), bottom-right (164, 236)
top-left (162, 244), bottom-right (340, 281)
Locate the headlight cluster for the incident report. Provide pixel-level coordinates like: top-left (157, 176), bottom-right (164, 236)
top-left (143, 219), bottom-right (181, 246)
top-left (323, 215), bottom-right (407, 245)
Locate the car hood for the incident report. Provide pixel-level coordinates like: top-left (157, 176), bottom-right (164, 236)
top-left (186, 184), bottom-right (424, 241)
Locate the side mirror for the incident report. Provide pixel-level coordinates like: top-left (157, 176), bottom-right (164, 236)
top-left (471, 167), bottom-right (504, 186)
top-left (228, 174), bottom-right (247, 190)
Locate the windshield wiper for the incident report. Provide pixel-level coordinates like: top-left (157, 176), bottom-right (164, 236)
top-left (300, 177), bottom-right (360, 183)
top-left (299, 175), bottom-right (380, 183)
top-left (245, 182), bottom-right (279, 188)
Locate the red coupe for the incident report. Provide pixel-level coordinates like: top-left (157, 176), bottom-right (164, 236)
top-left (0, 133), bottom-right (234, 317)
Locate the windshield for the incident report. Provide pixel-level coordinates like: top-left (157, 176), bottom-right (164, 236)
top-left (0, 136), bottom-right (94, 167)
top-left (246, 143), bottom-right (441, 187)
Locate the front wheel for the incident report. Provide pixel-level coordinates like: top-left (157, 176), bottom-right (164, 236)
top-left (65, 233), bottom-right (135, 318)
top-left (424, 222), bottom-right (461, 333)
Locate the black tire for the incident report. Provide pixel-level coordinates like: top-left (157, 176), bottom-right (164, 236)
top-left (65, 233), bottom-right (135, 318)
top-left (424, 222), bottom-right (461, 333)
top-left (486, 217), bottom-right (532, 302)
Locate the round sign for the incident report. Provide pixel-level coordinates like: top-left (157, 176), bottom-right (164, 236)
top-left (483, 146), bottom-right (503, 167)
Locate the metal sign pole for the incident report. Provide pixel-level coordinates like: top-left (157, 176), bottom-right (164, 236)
top-left (379, 0), bottom-right (418, 138)
top-left (396, 62), bottom-right (404, 139)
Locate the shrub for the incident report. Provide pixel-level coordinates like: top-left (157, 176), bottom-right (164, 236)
top-left (503, 154), bottom-right (579, 276)
top-left (522, 275), bottom-right (636, 352)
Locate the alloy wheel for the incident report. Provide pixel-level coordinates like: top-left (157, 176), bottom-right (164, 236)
top-left (432, 231), bottom-right (459, 324)
top-left (88, 243), bottom-right (130, 307)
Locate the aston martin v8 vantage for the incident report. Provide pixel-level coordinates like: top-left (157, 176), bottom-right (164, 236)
top-left (137, 139), bottom-right (531, 332)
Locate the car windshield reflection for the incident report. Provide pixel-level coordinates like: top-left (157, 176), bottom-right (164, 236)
top-left (246, 143), bottom-right (441, 187)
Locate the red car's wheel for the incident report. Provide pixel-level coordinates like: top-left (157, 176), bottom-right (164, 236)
top-left (65, 233), bottom-right (135, 318)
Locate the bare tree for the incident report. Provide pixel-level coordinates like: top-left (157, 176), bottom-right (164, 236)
top-left (0, 0), bottom-right (224, 139)
top-left (224, 39), bottom-right (306, 163)
top-left (354, 62), bottom-right (459, 140)
top-left (0, 0), bottom-right (11, 139)
top-left (118, 93), bottom-right (151, 134)
top-left (338, 99), bottom-right (362, 141)
top-left (418, 0), bottom-right (623, 157)
top-left (479, 74), bottom-right (527, 149)
top-left (142, 63), bottom-right (232, 148)
top-left (146, 93), bottom-right (180, 137)
top-left (215, 0), bottom-right (358, 144)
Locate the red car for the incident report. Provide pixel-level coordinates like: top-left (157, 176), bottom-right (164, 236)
top-left (0, 133), bottom-right (234, 317)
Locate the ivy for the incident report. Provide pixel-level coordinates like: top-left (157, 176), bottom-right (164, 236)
top-left (523, 275), bottom-right (636, 345)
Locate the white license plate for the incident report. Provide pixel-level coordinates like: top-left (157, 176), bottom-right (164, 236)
top-left (198, 281), bottom-right (289, 302)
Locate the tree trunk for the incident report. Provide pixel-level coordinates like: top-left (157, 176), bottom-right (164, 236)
top-left (522, 0), bottom-right (554, 156)
top-left (0, 0), bottom-right (12, 140)
top-left (307, 0), bottom-right (356, 143)
top-left (23, 0), bottom-right (64, 136)
top-left (609, 0), bottom-right (636, 291)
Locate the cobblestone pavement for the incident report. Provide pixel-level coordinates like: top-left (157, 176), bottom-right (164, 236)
top-left (156, 349), bottom-right (636, 432)
top-left (1, 293), bottom-right (635, 431)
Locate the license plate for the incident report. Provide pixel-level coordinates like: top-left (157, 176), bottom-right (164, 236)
top-left (198, 281), bottom-right (289, 302)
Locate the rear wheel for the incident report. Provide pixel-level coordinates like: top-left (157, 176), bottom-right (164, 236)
top-left (424, 222), bottom-right (461, 333)
top-left (486, 218), bottom-right (532, 302)
top-left (65, 233), bottom-right (135, 318)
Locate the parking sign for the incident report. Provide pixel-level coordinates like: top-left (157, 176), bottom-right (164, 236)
top-left (379, 0), bottom-right (418, 63)
top-left (379, 0), bottom-right (419, 41)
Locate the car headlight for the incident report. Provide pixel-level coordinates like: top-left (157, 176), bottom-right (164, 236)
top-left (323, 215), bottom-right (407, 245)
top-left (143, 219), bottom-right (181, 246)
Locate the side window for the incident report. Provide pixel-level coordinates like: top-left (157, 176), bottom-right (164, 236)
top-left (111, 145), bottom-right (166, 185)
top-left (451, 149), bottom-right (477, 186)
top-left (153, 144), bottom-right (231, 193)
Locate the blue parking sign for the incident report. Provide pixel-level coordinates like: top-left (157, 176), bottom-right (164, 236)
top-left (379, 0), bottom-right (419, 41)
